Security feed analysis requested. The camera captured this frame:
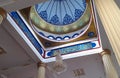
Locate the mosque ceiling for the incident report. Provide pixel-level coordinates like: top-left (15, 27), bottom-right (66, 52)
top-left (8, 0), bottom-right (102, 62)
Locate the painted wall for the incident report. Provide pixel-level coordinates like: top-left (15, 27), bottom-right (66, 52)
top-left (8, 64), bottom-right (38, 78)
top-left (6, 54), bottom-right (105, 78)
top-left (47, 54), bottom-right (105, 78)
top-left (4, 53), bottom-right (120, 78)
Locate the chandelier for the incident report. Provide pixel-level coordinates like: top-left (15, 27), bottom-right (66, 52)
top-left (52, 50), bottom-right (67, 74)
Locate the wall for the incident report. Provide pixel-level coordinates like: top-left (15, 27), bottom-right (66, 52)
top-left (8, 64), bottom-right (37, 78)
top-left (47, 54), bottom-right (105, 78)
top-left (6, 54), bottom-right (105, 78)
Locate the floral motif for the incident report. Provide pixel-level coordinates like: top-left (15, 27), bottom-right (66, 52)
top-left (63, 14), bottom-right (74, 25)
top-left (40, 11), bottom-right (47, 21)
top-left (50, 15), bottom-right (60, 25)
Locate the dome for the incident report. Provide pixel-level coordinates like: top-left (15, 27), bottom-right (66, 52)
top-left (35, 0), bottom-right (86, 25)
top-left (30, 0), bottom-right (92, 42)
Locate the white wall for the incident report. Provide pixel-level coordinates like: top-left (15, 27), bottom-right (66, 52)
top-left (8, 64), bottom-right (38, 78)
top-left (47, 54), bottom-right (105, 78)
top-left (3, 54), bottom-right (105, 78)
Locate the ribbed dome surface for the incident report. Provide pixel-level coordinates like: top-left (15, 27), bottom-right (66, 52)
top-left (35, 0), bottom-right (86, 25)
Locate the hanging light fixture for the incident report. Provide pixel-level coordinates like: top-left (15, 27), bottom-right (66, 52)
top-left (53, 50), bottom-right (67, 74)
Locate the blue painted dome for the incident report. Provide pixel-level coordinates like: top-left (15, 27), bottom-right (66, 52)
top-left (30, 0), bottom-right (92, 42)
top-left (35, 0), bottom-right (86, 26)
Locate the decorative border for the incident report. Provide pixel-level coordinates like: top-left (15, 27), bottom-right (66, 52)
top-left (46, 41), bottom-right (98, 57)
top-left (9, 12), bottom-right (44, 55)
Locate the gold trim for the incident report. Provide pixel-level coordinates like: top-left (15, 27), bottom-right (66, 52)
top-left (100, 49), bottom-right (111, 56)
top-left (37, 62), bottom-right (46, 67)
top-left (0, 7), bottom-right (6, 19)
top-left (30, 2), bottom-right (91, 34)
top-left (0, 7), bottom-right (6, 24)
